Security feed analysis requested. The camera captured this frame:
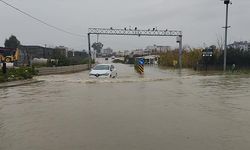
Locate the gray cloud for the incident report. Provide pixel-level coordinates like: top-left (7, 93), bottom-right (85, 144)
top-left (0, 0), bottom-right (249, 50)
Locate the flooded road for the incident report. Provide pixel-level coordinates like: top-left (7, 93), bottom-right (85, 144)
top-left (1, 62), bottom-right (250, 150)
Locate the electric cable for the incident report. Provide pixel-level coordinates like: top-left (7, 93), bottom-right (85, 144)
top-left (0, 0), bottom-right (84, 37)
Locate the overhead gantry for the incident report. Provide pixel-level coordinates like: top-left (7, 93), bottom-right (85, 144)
top-left (87, 27), bottom-right (183, 69)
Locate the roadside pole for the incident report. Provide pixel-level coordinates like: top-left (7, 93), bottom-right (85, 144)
top-left (177, 35), bottom-right (183, 69)
top-left (223, 0), bottom-right (232, 71)
top-left (2, 62), bottom-right (6, 74)
top-left (223, 3), bottom-right (229, 71)
top-left (2, 62), bottom-right (7, 79)
top-left (88, 33), bottom-right (92, 69)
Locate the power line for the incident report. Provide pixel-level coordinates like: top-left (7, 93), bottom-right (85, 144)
top-left (0, 0), bottom-right (83, 37)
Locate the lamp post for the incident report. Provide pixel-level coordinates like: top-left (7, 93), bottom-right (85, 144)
top-left (223, 0), bottom-right (232, 71)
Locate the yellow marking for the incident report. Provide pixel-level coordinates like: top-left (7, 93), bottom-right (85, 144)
top-left (138, 65), bottom-right (144, 74)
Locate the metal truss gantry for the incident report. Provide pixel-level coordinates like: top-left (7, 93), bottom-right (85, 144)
top-left (87, 28), bottom-right (183, 69)
top-left (88, 28), bottom-right (182, 37)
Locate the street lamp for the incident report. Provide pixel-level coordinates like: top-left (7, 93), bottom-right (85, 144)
top-left (223, 0), bottom-right (232, 71)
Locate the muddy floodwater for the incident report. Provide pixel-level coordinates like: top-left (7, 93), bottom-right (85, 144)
top-left (1, 63), bottom-right (250, 150)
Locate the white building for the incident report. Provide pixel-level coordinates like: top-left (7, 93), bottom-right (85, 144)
top-left (116, 51), bottom-right (124, 57)
top-left (145, 45), bottom-right (171, 54)
top-left (124, 50), bottom-right (130, 56)
top-left (102, 47), bottom-right (113, 56)
top-left (132, 49), bottom-right (144, 56)
top-left (228, 41), bottom-right (250, 51)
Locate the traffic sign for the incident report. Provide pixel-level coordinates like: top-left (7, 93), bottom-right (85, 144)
top-left (138, 58), bottom-right (144, 65)
top-left (134, 58), bottom-right (144, 74)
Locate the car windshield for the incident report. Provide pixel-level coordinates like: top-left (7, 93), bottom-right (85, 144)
top-left (93, 65), bottom-right (110, 70)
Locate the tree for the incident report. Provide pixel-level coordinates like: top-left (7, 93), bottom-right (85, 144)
top-left (91, 42), bottom-right (103, 54)
top-left (216, 34), bottom-right (224, 52)
top-left (4, 35), bottom-right (21, 49)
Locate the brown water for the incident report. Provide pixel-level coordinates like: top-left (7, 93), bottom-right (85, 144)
top-left (1, 63), bottom-right (250, 150)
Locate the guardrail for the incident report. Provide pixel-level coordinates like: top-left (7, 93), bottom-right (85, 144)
top-left (36, 64), bottom-right (88, 75)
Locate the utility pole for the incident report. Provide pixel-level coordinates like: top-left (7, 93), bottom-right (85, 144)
top-left (88, 33), bottom-right (91, 69)
top-left (2, 62), bottom-right (7, 79)
top-left (177, 35), bottom-right (183, 69)
top-left (223, 0), bottom-right (232, 71)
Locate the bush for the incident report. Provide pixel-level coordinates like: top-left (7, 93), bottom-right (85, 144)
top-left (112, 59), bottom-right (124, 63)
top-left (159, 47), bottom-right (250, 70)
top-left (0, 67), bottom-right (38, 83)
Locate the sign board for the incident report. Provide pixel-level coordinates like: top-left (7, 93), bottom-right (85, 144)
top-left (134, 58), bottom-right (144, 74)
top-left (138, 58), bottom-right (144, 65)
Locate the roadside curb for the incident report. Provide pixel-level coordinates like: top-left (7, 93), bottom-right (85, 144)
top-left (0, 80), bottom-right (44, 88)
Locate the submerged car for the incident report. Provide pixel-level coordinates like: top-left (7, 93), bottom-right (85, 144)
top-left (89, 64), bottom-right (117, 78)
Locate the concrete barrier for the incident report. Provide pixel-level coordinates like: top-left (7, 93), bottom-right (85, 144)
top-left (36, 64), bottom-right (89, 75)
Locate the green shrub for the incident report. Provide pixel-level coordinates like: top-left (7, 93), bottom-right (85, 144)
top-left (0, 67), bottom-right (37, 83)
top-left (112, 59), bottom-right (124, 63)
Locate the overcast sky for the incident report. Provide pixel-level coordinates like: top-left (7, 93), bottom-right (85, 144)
top-left (0, 0), bottom-right (250, 51)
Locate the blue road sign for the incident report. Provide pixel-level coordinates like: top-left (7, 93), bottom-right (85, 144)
top-left (138, 58), bottom-right (144, 65)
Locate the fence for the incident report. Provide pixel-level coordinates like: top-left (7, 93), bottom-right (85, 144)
top-left (36, 64), bottom-right (88, 75)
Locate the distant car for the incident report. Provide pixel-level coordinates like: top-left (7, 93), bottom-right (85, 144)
top-left (105, 57), bottom-right (109, 60)
top-left (111, 56), bottom-right (115, 59)
top-left (89, 64), bottom-right (117, 78)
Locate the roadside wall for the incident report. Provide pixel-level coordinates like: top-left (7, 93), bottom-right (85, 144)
top-left (36, 64), bottom-right (88, 75)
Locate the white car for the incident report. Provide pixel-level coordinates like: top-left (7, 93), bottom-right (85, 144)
top-left (89, 64), bottom-right (117, 78)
